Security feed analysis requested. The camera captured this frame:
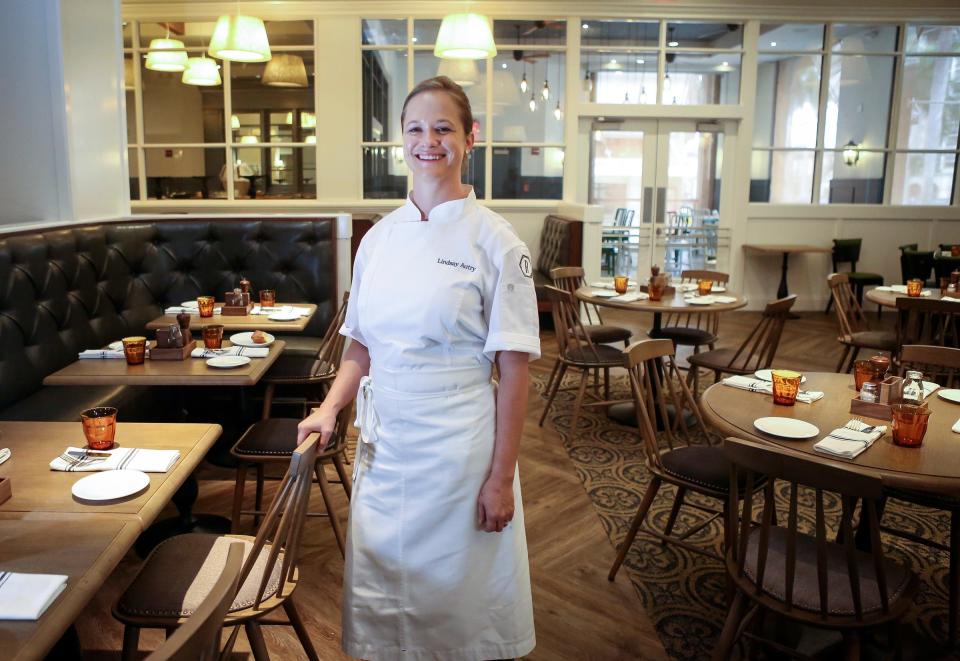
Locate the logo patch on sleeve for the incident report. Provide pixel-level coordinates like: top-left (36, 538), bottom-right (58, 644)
top-left (518, 254), bottom-right (533, 278)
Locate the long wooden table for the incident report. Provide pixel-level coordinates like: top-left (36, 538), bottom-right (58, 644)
top-left (146, 303), bottom-right (316, 332)
top-left (0, 421), bottom-right (222, 660)
top-left (701, 372), bottom-right (960, 497)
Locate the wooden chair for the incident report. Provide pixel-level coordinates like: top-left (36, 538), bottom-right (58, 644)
top-left (686, 295), bottom-right (796, 392)
top-left (230, 405), bottom-right (353, 557)
top-left (260, 292), bottom-right (349, 419)
top-left (714, 437), bottom-right (917, 660)
top-left (898, 344), bottom-right (960, 387)
top-left (824, 238), bottom-right (883, 314)
top-left (549, 266), bottom-right (633, 346)
top-left (538, 285), bottom-right (629, 431)
top-left (657, 269), bottom-right (729, 354)
top-left (895, 297), bottom-right (960, 362)
top-left (114, 434), bottom-right (324, 661)
top-left (146, 542), bottom-right (244, 661)
top-left (608, 339), bottom-right (754, 580)
top-left (827, 273), bottom-right (896, 373)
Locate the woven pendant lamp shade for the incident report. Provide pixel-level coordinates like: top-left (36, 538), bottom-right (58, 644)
top-left (262, 53), bottom-right (308, 88)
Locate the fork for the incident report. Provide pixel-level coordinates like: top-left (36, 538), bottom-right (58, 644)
top-left (846, 417), bottom-right (878, 434)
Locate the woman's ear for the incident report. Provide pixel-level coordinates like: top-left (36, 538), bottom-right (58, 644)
top-left (464, 130), bottom-right (476, 152)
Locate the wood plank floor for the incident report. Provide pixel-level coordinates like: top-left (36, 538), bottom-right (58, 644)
top-left (75, 307), bottom-right (857, 660)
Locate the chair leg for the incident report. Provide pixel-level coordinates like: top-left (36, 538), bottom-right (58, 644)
top-left (332, 452), bottom-right (352, 500)
top-left (950, 509), bottom-right (959, 647)
top-left (712, 590), bottom-right (747, 661)
top-left (836, 345), bottom-right (851, 373)
top-left (284, 598), bottom-right (320, 661)
top-left (661, 487), bottom-right (687, 543)
top-left (539, 362), bottom-right (568, 426)
top-left (230, 463), bottom-right (248, 533)
top-left (261, 383), bottom-right (275, 420)
top-left (316, 463), bottom-right (346, 557)
top-left (603, 366), bottom-right (610, 401)
top-left (842, 631), bottom-right (860, 661)
top-left (121, 625), bottom-right (140, 661)
top-left (253, 464), bottom-right (265, 528)
top-left (543, 359), bottom-right (562, 402)
top-left (245, 622), bottom-right (270, 661)
top-left (609, 476), bottom-right (662, 580)
top-left (569, 369), bottom-right (590, 433)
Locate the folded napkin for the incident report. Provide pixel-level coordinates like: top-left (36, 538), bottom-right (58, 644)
top-left (49, 446), bottom-right (180, 473)
top-left (614, 292), bottom-right (648, 303)
top-left (685, 295), bottom-right (717, 304)
top-left (78, 349), bottom-right (126, 360)
top-left (813, 420), bottom-right (886, 460)
top-left (722, 375), bottom-right (825, 404)
top-left (712, 295), bottom-right (738, 304)
top-left (942, 296), bottom-right (960, 304)
top-left (250, 305), bottom-right (311, 317)
top-left (0, 572), bottom-right (68, 620)
top-left (922, 381), bottom-right (941, 399)
top-left (191, 346), bottom-right (269, 359)
top-left (677, 283), bottom-right (699, 292)
top-left (589, 281), bottom-right (615, 289)
top-left (164, 306), bottom-right (222, 315)
top-left (954, 418), bottom-right (960, 434)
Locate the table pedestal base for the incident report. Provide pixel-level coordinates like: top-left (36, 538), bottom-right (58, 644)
top-left (606, 402), bottom-right (698, 430)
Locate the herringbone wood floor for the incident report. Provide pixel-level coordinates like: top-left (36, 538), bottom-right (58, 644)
top-left (75, 308), bottom-right (855, 660)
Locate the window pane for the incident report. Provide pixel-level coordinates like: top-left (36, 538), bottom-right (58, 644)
top-left (128, 149), bottom-right (140, 200)
top-left (492, 147), bottom-right (563, 199)
top-left (261, 147), bottom-right (316, 198)
top-left (754, 54), bottom-right (821, 147)
top-left (590, 130), bottom-right (647, 221)
top-left (906, 25), bottom-right (960, 53)
top-left (413, 20), bottom-right (441, 45)
top-left (414, 52), bottom-right (486, 140)
top-left (264, 20), bottom-right (313, 47)
top-left (231, 52), bottom-right (315, 141)
top-left (891, 152), bottom-right (957, 204)
top-left (820, 150), bottom-right (885, 203)
top-left (666, 22), bottom-right (743, 49)
top-left (823, 55), bottom-right (894, 149)
top-left (831, 24), bottom-right (898, 52)
top-left (363, 145), bottom-right (407, 199)
top-left (124, 55), bottom-right (137, 144)
top-left (665, 54), bottom-right (740, 105)
top-left (749, 150), bottom-right (815, 203)
top-left (362, 49), bottom-right (407, 142)
top-left (142, 56), bottom-right (224, 144)
top-left (581, 20), bottom-right (659, 47)
top-left (464, 147), bottom-right (486, 198)
top-left (362, 19), bottom-right (406, 45)
top-left (758, 24), bottom-right (824, 51)
top-left (581, 52), bottom-right (658, 104)
top-left (897, 56), bottom-right (960, 150)
top-left (494, 19), bottom-right (566, 46)
top-left (492, 53), bottom-right (565, 143)
top-left (143, 147), bottom-right (225, 199)
top-left (139, 22), bottom-right (214, 49)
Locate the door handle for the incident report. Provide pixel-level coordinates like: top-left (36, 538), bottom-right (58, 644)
top-left (656, 187), bottom-right (666, 224)
top-left (642, 187), bottom-right (653, 224)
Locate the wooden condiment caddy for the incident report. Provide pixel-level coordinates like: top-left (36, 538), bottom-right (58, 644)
top-left (150, 339), bottom-right (197, 360)
top-left (222, 289), bottom-right (254, 316)
top-left (849, 376), bottom-right (903, 421)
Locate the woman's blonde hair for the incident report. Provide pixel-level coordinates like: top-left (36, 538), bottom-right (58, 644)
top-left (400, 75), bottom-right (474, 136)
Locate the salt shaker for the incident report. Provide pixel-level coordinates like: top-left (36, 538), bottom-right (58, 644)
top-left (860, 382), bottom-right (879, 403)
top-left (902, 370), bottom-right (924, 404)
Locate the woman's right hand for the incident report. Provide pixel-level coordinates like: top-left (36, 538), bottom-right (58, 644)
top-left (298, 406), bottom-right (338, 448)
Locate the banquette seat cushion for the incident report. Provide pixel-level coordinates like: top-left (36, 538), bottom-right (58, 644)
top-left (0, 218), bottom-right (339, 420)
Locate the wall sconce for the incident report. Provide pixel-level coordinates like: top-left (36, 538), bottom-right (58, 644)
top-left (842, 140), bottom-right (861, 166)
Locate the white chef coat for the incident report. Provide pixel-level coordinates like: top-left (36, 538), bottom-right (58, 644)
top-left (339, 189), bottom-right (539, 661)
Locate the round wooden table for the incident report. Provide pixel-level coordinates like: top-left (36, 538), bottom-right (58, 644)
top-left (865, 287), bottom-right (950, 308)
top-left (701, 372), bottom-right (960, 498)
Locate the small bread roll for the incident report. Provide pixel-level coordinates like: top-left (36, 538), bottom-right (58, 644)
top-left (252, 330), bottom-right (267, 344)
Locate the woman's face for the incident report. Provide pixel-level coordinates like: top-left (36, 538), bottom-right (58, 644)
top-left (403, 91), bottom-right (474, 182)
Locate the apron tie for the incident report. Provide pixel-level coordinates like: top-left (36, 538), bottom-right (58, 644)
top-left (352, 376), bottom-right (379, 482)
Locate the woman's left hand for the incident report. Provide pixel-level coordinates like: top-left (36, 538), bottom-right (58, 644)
top-left (477, 475), bottom-right (514, 533)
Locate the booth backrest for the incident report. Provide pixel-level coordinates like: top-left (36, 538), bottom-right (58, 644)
top-left (0, 218), bottom-right (336, 411)
top-left (536, 214), bottom-right (583, 279)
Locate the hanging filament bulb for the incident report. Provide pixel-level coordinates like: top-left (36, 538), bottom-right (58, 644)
top-left (582, 70), bottom-right (593, 93)
top-left (553, 100), bottom-right (563, 120)
top-left (624, 91), bottom-right (630, 103)
top-left (520, 72), bottom-right (528, 93)
top-left (542, 80), bottom-right (550, 101)
top-left (640, 85), bottom-right (647, 101)
top-left (529, 92), bottom-right (537, 112)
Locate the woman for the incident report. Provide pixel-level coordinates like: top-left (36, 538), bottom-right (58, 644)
top-left (298, 76), bottom-right (540, 660)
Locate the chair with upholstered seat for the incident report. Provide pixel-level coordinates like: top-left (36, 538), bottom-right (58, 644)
top-left (900, 249), bottom-right (936, 286)
top-left (550, 266), bottom-right (633, 346)
top-left (608, 339), bottom-right (758, 580)
top-left (115, 434), bottom-right (324, 661)
top-left (686, 296), bottom-right (796, 391)
top-left (824, 238), bottom-right (884, 314)
top-left (827, 273), bottom-right (897, 372)
top-left (713, 436), bottom-right (917, 660)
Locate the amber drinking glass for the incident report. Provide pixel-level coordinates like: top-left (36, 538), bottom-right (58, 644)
top-left (121, 336), bottom-right (147, 365)
top-left (906, 279), bottom-right (924, 297)
top-left (197, 295), bottom-right (215, 318)
top-left (853, 360), bottom-right (877, 391)
top-left (613, 276), bottom-right (629, 295)
top-left (771, 370), bottom-right (802, 406)
top-left (202, 325), bottom-right (224, 350)
top-left (260, 289), bottom-right (276, 308)
top-left (81, 407), bottom-right (117, 450)
top-left (891, 404), bottom-right (931, 447)
top-left (698, 279), bottom-right (713, 296)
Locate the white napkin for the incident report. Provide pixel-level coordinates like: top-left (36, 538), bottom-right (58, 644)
top-left (722, 375), bottom-right (825, 404)
top-left (953, 418), bottom-right (960, 434)
top-left (677, 283), bottom-right (699, 292)
top-left (921, 381), bottom-right (941, 399)
top-left (685, 295), bottom-right (717, 304)
top-left (813, 420), bottom-right (887, 460)
top-left (0, 572), bottom-right (68, 620)
top-left (614, 292), bottom-right (648, 302)
top-left (49, 447), bottom-right (180, 473)
top-left (251, 305), bottom-right (311, 317)
top-left (78, 350), bottom-right (126, 360)
top-left (589, 281), bottom-right (615, 289)
top-left (942, 296), bottom-right (960, 304)
top-left (712, 295), bottom-right (737, 304)
top-left (191, 346), bottom-right (269, 359)
top-left (164, 306), bottom-right (222, 315)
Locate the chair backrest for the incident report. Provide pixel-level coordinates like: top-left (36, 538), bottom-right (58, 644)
top-left (679, 269), bottom-right (730, 285)
top-left (661, 270), bottom-right (732, 334)
top-left (147, 542), bottom-right (244, 661)
top-left (724, 436), bottom-right (902, 624)
top-left (239, 433), bottom-right (321, 608)
top-left (544, 285), bottom-right (600, 361)
top-left (550, 266), bottom-right (604, 326)
top-left (899, 344), bottom-right (960, 388)
top-left (313, 291), bottom-right (350, 373)
top-left (895, 296), bottom-right (960, 352)
top-left (722, 295), bottom-right (796, 372)
top-left (827, 272), bottom-right (869, 337)
top-left (898, 243), bottom-right (919, 254)
top-left (900, 250), bottom-right (935, 284)
top-left (623, 339), bottom-right (714, 468)
top-left (832, 238), bottom-right (863, 270)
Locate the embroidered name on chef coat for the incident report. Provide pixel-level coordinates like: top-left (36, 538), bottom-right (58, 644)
top-left (436, 257), bottom-right (477, 273)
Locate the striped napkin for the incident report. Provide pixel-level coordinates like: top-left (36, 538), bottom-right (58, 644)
top-left (78, 350), bottom-right (126, 360)
top-left (0, 572), bottom-right (67, 620)
top-left (722, 375), bottom-right (825, 403)
top-left (164, 306), bottom-right (222, 315)
top-left (191, 346), bottom-right (269, 359)
top-left (49, 447), bottom-right (179, 473)
top-left (813, 420), bottom-right (886, 459)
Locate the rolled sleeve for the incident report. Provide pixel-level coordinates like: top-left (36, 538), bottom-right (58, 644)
top-left (339, 246), bottom-right (367, 346)
top-left (483, 244), bottom-right (541, 361)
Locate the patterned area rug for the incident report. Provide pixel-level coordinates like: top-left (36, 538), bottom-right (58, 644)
top-left (533, 370), bottom-right (954, 659)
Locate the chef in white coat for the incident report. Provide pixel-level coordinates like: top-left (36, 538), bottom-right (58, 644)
top-left (298, 76), bottom-right (540, 660)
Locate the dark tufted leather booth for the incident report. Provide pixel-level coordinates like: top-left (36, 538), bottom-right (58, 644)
top-left (534, 215), bottom-right (583, 312)
top-left (0, 217), bottom-right (340, 421)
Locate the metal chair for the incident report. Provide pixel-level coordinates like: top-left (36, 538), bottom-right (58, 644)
top-left (827, 273), bottom-right (896, 372)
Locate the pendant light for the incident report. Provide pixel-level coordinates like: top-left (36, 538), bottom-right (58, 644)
top-left (520, 71), bottom-right (528, 93)
top-left (182, 55), bottom-right (221, 86)
top-left (437, 58), bottom-right (479, 87)
top-left (582, 70), bottom-right (593, 94)
top-left (145, 34), bottom-right (188, 72)
top-left (542, 58), bottom-right (550, 100)
top-left (262, 53), bottom-right (307, 87)
top-left (231, 115), bottom-right (240, 129)
top-left (209, 14), bottom-right (271, 62)
top-left (553, 100), bottom-right (563, 120)
top-left (434, 13), bottom-right (497, 59)
top-left (528, 66), bottom-right (537, 111)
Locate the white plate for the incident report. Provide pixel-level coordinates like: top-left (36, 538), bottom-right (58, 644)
top-left (267, 311), bottom-right (300, 321)
top-left (753, 417), bottom-right (820, 439)
top-left (938, 389), bottom-right (960, 404)
top-left (179, 300), bottom-right (200, 309)
top-left (591, 290), bottom-right (619, 298)
top-left (108, 341), bottom-right (123, 351)
top-left (229, 331), bottom-right (275, 347)
top-left (712, 286), bottom-right (727, 293)
top-left (686, 297), bottom-right (715, 305)
top-left (754, 369), bottom-right (808, 384)
top-left (72, 469), bottom-right (149, 501)
top-left (206, 355), bottom-right (252, 369)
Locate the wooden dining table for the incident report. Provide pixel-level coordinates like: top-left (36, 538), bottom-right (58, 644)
top-left (701, 372), bottom-right (960, 497)
top-left (145, 303), bottom-right (316, 332)
top-left (866, 287), bottom-right (955, 308)
top-left (0, 421), bottom-right (221, 660)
